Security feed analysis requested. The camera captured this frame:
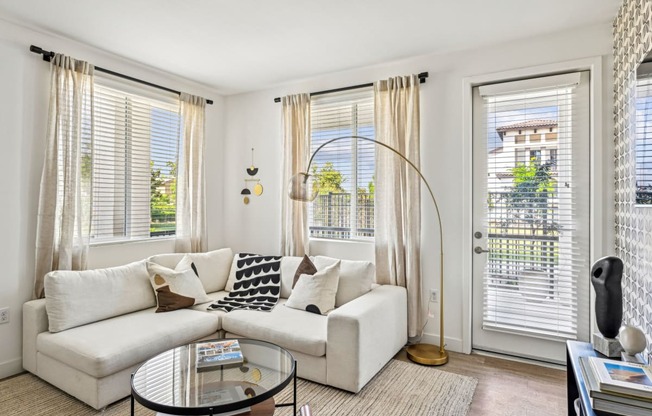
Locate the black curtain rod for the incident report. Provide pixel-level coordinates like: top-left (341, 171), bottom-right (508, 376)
top-left (29, 45), bottom-right (214, 105)
top-left (273, 72), bottom-right (428, 103)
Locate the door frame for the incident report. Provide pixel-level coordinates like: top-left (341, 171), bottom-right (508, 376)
top-left (461, 56), bottom-right (607, 354)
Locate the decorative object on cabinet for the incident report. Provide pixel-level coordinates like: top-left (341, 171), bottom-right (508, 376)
top-left (590, 256), bottom-right (624, 358)
top-left (619, 325), bottom-right (647, 357)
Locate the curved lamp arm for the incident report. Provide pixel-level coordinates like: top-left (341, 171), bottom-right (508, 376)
top-left (291, 135), bottom-right (447, 363)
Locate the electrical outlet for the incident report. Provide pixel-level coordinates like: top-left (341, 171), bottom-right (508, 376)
top-left (0, 307), bottom-right (9, 324)
top-left (430, 289), bottom-right (439, 303)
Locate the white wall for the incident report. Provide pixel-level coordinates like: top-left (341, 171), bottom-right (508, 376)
top-left (223, 23), bottom-right (615, 352)
top-left (0, 18), bottom-right (226, 378)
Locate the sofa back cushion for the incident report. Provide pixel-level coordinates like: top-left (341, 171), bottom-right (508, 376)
top-left (44, 260), bottom-right (155, 333)
top-left (313, 256), bottom-right (375, 307)
top-left (280, 256), bottom-right (305, 298)
top-left (148, 248), bottom-right (234, 293)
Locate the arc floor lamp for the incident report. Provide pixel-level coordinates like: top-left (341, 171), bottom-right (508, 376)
top-left (288, 135), bottom-right (448, 366)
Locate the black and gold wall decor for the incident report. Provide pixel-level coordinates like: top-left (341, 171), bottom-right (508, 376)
top-left (241, 148), bottom-right (263, 204)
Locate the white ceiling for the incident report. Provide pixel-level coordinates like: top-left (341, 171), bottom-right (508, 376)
top-left (0, 0), bottom-right (621, 95)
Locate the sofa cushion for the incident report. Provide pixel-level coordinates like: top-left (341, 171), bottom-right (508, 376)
top-left (147, 262), bottom-right (211, 311)
top-left (37, 307), bottom-right (221, 378)
top-left (222, 299), bottom-right (327, 357)
top-left (189, 290), bottom-right (230, 312)
top-left (280, 256), bottom-right (303, 298)
top-left (44, 260), bottom-right (155, 333)
top-left (148, 248), bottom-right (234, 293)
top-left (314, 256), bottom-right (374, 307)
top-left (286, 261), bottom-right (340, 315)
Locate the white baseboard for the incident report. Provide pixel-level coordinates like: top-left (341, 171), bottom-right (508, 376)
top-left (0, 357), bottom-right (23, 380)
top-left (472, 349), bottom-right (565, 370)
top-left (420, 333), bottom-right (464, 353)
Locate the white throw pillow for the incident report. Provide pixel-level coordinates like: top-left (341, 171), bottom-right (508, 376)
top-left (285, 261), bottom-right (340, 315)
top-left (44, 260), bottom-right (154, 333)
top-left (147, 262), bottom-right (211, 312)
top-left (313, 256), bottom-right (375, 307)
top-left (183, 248), bottom-right (233, 293)
top-left (148, 248), bottom-right (233, 293)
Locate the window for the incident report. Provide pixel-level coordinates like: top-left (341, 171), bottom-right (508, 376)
top-left (636, 62), bottom-right (652, 204)
top-left (516, 148), bottom-right (528, 164)
top-left (529, 149), bottom-right (542, 164)
top-left (90, 76), bottom-right (181, 243)
top-left (309, 89), bottom-right (375, 239)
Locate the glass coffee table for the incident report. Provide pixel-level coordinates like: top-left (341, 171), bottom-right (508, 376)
top-left (131, 338), bottom-right (296, 416)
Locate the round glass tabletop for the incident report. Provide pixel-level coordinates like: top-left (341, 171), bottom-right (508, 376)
top-left (131, 338), bottom-right (295, 415)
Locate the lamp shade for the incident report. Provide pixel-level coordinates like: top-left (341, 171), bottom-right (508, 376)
top-left (288, 172), bottom-right (318, 201)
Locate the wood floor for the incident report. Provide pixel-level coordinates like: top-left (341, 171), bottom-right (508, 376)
top-left (394, 349), bottom-right (567, 416)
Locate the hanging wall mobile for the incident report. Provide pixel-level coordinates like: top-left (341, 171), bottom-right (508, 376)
top-left (241, 148), bottom-right (263, 204)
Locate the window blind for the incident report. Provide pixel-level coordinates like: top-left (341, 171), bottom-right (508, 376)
top-left (635, 62), bottom-right (652, 204)
top-left (309, 88), bottom-right (375, 239)
top-left (476, 72), bottom-right (590, 341)
top-left (90, 76), bottom-right (180, 243)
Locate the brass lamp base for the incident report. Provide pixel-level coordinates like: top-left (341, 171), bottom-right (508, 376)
top-left (406, 344), bottom-right (449, 366)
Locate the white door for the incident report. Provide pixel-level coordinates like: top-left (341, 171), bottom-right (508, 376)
top-left (471, 72), bottom-right (591, 364)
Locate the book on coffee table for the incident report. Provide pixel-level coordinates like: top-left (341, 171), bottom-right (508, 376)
top-left (196, 340), bottom-right (244, 369)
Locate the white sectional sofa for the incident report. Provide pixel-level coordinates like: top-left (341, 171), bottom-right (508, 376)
top-left (22, 249), bottom-right (407, 410)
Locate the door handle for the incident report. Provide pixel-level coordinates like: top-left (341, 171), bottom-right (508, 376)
top-left (474, 246), bottom-right (490, 254)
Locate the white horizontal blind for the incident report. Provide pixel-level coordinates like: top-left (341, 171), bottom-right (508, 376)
top-left (636, 64), bottom-right (652, 204)
top-left (309, 88), bottom-right (374, 239)
top-left (91, 76), bottom-right (180, 243)
top-left (477, 72), bottom-right (590, 340)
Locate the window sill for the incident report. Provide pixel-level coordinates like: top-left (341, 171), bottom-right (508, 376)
top-left (309, 237), bottom-right (374, 244)
top-left (90, 235), bottom-right (175, 247)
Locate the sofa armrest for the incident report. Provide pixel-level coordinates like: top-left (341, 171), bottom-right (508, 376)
top-left (23, 299), bottom-right (49, 373)
top-left (326, 285), bottom-right (407, 392)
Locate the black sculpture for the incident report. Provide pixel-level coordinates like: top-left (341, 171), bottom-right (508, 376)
top-left (590, 256), bottom-right (623, 339)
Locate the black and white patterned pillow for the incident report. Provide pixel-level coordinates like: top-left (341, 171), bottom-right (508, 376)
top-left (208, 253), bottom-right (282, 312)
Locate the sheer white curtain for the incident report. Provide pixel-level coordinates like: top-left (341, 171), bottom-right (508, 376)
top-left (374, 75), bottom-right (422, 338)
top-left (281, 94), bottom-right (311, 256)
top-left (34, 54), bottom-right (94, 299)
top-left (175, 93), bottom-right (207, 253)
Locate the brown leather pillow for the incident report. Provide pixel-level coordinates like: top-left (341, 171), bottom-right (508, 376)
top-left (293, 255), bottom-right (317, 289)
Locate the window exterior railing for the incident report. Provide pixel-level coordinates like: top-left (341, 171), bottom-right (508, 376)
top-left (309, 192), bottom-right (374, 239)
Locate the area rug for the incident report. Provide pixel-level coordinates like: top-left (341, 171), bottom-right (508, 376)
top-left (0, 359), bottom-right (477, 416)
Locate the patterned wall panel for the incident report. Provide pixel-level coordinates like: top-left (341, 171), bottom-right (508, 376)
top-left (614, 0), bottom-right (652, 344)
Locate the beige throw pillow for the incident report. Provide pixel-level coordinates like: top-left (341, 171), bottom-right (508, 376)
top-left (313, 256), bottom-right (374, 307)
top-left (147, 262), bottom-right (211, 312)
top-left (285, 261), bottom-right (340, 315)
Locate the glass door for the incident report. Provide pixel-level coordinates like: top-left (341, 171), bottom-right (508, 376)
top-left (471, 72), bottom-right (591, 363)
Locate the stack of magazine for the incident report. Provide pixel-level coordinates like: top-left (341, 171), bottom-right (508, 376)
top-left (579, 355), bottom-right (652, 416)
top-left (196, 340), bottom-right (244, 371)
